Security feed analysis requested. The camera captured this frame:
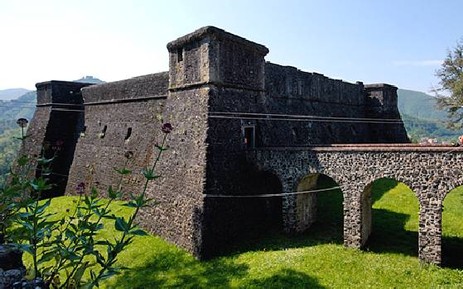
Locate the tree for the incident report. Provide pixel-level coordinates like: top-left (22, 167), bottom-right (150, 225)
top-left (435, 39), bottom-right (463, 128)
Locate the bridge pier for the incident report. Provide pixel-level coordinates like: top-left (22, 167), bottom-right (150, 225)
top-left (419, 195), bottom-right (443, 265)
top-left (342, 183), bottom-right (365, 249)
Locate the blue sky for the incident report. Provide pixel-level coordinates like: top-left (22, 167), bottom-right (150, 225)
top-left (1, 0), bottom-right (462, 92)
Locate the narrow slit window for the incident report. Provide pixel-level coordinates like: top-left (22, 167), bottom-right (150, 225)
top-left (99, 125), bottom-right (107, 138)
top-left (177, 48), bottom-right (183, 62)
top-left (243, 126), bottom-right (255, 149)
top-left (124, 127), bottom-right (132, 140)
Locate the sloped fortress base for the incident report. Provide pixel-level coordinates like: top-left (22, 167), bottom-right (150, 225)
top-left (23, 26), bottom-right (463, 264)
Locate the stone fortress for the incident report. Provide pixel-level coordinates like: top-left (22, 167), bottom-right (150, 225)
top-left (23, 26), bottom-right (463, 265)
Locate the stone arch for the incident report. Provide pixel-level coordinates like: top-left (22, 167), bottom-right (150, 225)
top-left (361, 177), bottom-right (419, 256)
top-left (292, 172), bottom-right (343, 238)
top-left (441, 185), bottom-right (463, 268)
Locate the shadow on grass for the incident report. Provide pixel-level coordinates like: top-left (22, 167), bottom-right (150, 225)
top-left (110, 250), bottom-right (325, 289)
top-left (110, 250), bottom-right (247, 288)
top-left (442, 235), bottom-right (463, 269)
top-left (363, 178), bottom-right (419, 256)
top-left (364, 208), bottom-right (418, 256)
top-left (241, 269), bottom-right (326, 289)
top-left (222, 183), bottom-right (344, 256)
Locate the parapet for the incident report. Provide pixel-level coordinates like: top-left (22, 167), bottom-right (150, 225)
top-left (35, 80), bottom-right (93, 106)
top-left (81, 72), bottom-right (169, 104)
top-left (167, 26), bottom-right (269, 55)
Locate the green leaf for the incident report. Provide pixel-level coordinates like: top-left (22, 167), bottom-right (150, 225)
top-left (36, 198), bottom-right (51, 214)
top-left (38, 250), bottom-right (56, 264)
top-left (30, 178), bottom-right (52, 192)
top-left (91, 187), bottom-right (99, 198)
top-left (114, 167), bottom-right (132, 175)
top-left (129, 229), bottom-right (148, 236)
top-left (155, 144), bottom-right (168, 151)
top-left (17, 155), bottom-right (29, 166)
top-left (18, 244), bottom-right (34, 255)
top-left (107, 186), bottom-right (122, 199)
top-left (122, 201), bottom-right (138, 208)
top-left (115, 217), bottom-right (129, 232)
top-left (18, 211), bottom-right (34, 219)
top-left (141, 168), bottom-right (160, 181)
top-left (37, 156), bottom-right (54, 165)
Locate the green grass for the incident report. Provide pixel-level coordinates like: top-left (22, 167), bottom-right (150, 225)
top-left (27, 180), bottom-right (463, 288)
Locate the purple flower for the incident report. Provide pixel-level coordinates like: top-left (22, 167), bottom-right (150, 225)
top-left (76, 182), bottom-right (86, 195)
top-left (161, 123), bottom-right (173, 134)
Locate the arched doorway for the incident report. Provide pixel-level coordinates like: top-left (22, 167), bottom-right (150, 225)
top-left (362, 178), bottom-right (419, 256)
top-left (442, 186), bottom-right (463, 268)
top-left (295, 173), bottom-right (343, 243)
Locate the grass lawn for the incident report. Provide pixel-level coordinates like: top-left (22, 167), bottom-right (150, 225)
top-left (29, 179), bottom-right (463, 288)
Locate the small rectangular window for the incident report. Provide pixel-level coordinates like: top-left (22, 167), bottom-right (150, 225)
top-left (243, 126), bottom-right (255, 149)
top-left (177, 48), bottom-right (183, 62)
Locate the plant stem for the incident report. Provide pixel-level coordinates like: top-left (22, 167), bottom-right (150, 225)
top-left (89, 134), bottom-right (168, 288)
top-left (32, 197), bottom-right (40, 278)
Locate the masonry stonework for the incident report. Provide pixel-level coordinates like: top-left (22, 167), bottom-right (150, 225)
top-left (248, 145), bottom-right (463, 264)
top-left (22, 26), bottom-right (462, 264)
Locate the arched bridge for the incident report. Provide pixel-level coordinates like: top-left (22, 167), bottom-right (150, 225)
top-left (246, 144), bottom-right (463, 265)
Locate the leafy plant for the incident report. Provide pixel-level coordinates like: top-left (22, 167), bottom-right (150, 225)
top-left (2, 122), bottom-right (173, 288)
top-left (434, 39), bottom-right (463, 128)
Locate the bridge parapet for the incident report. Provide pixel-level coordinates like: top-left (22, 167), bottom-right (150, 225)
top-left (254, 144), bottom-right (463, 152)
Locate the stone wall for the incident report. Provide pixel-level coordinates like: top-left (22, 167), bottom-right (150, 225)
top-left (247, 145), bottom-right (463, 265)
top-left (66, 73), bottom-right (169, 196)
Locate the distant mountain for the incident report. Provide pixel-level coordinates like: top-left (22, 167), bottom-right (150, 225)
top-left (0, 91), bottom-right (36, 127)
top-left (397, 89), bottom-right (462, 142)
top-left (397, 89), bottom-right (447, 121)
top-left (0, 88), bottom-right (31, 101)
